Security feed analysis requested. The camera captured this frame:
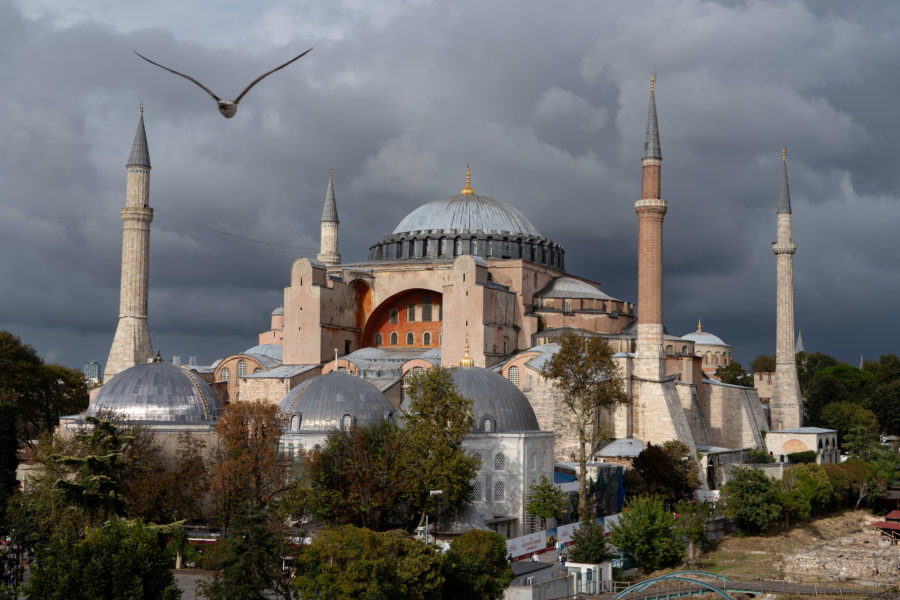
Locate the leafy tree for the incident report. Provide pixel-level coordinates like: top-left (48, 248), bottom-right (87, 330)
top-left (805, 375), bottom-right (850, 425)
top-left (401, 367), bottom-right (479, 530)
top-left (211, 400), bottom-right (285, 535)
top-left (25, 517), bottom-right (181, 600)
top-left (673, 500), bottom-right (716, 562)
top-left (868, 379), bottom-right (900, 436)
top-left (625, 441), bottom-right (700, 504)
top-left (844, 423), bottom-right (879, 461)
top-left (526, 475), bottom-right (567, 529)
top-left (441, 529), bottom-right (512, 600)
top-left (779, 464), bottom-right (833, 528)
top-left (819, 402), bottom-right (880, 448)
top-left (749, 355), bottom-right (776, 373)
top-left (293, 525), bottom-right (443, 600)
top-left (747, 448), bottom-right (775, 464)
top-left (863, 354), bottom-right (900, 387)
top-left (796, 351), bottom-right (840, 395)
top-left (609, 494), bottom-right (684, 572)
top-left (786, 451), bottom-right (816, 464)
top-left (541, 332), bottom-right (627, 517)
top-left (815, 365), bottom-right (874, 404)
top-left (714, 361), bottom-right (753, 387)
top-left (567, 518), bottom-right (612, 564)
top-left (721, 467), bottom-right (781, 535)
top-left (0, 402), bottom-right (18, 532)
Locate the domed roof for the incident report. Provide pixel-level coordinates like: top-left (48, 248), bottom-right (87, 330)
top-left (393, 193), bottom-right (541, 237)
top-left (279, 372), bottom-right (394, 433)
top-left (271, 306), bottom-right (284, 316)
top-left (682, 322), bottom-right (728, 346)
top-left (242, 343), bottom-right (283, 362)
top-left (400, 366), bottom-right (540, 433)
top-left (536, 277), bottom-right (617, 301)
top-left (88, 362), bottom-right (223, 424)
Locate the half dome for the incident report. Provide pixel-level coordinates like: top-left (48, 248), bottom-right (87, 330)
top-left (88, 362), bottom-right (223, 424)
top-left (279, 372), bottom-right (394, 433)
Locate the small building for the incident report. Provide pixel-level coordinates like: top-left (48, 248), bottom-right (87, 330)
top-left (765, 427), bottom-right (839, 464)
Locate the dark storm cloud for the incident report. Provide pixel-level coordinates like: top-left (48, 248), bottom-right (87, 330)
top-left (1, 0), bottom-right (899, 369)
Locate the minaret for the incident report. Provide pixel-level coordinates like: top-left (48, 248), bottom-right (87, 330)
top-left (104, 107), bottom-right (154, 382)
top-left (770, 148), bottom-right (803, 429)
top-left (634, 73), bottom-right (667, 380)
top-left (316, 170), bottom-right (341, 266)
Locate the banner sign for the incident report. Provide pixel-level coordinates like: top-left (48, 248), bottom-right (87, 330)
top-left (505, 531), bottom-right (547, 558)
top-left (694, 489), bottom-right (720, 503)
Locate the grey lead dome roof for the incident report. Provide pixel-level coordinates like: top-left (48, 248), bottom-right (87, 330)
top-left (88, 362), bottom-right (223, 424)
top-left (681, 329), bottom-right (728, 346)
top-left (393, 193), bottom-right (541, 237)
top-left (400, 366), bottom-right (540, 433)
top-left (279, 372), bottom-right (394, 432)
top-left (536, 277), bottom-right (618, 301)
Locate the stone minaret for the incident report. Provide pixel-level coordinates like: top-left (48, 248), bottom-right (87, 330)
top-left (770, 148), bottom-right (803, 429)
top-left (634, 74), bottom-right (667, 381)
top-left (104, 108), bottom-right (154, 382)
top-left (316, 170), bottom-right (341, 266)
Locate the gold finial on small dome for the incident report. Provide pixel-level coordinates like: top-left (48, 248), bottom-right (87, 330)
top-left (461, 164), bottom-right (475, 195)
top-left (650, 72), bottom-right (655, 93)
top-left (782, 147), bottom-right (786, 161)
top-left (329, 168), bottom-right (333, 178)
top-left (140, 103), bottom-right (144, 114)
top-left (460, 335), bottom-right (475, 367)
top-left (698, 318), bottom-right (702, 332)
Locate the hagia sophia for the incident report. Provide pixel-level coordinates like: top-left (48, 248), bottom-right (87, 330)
top-left (75, 79), bottom-right (810, 538)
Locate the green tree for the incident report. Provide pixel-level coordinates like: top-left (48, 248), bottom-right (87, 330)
top-left (401, 367), bottom-right (479, 530)
top-left (721, 467), bottom-right (781, 535)
top-left (779, 463), bottom-right (835, 528)
top-left (869, 379), bottom-right (900, 436)
top-left (541, 332), bottom-right (627, 517)
top-left (609, 494), bottom-right (684, 572)
top-left (293, 525), bottom-right (443, 600)
top-left (526, 475), bottom-right (567, 529)
top-left (0, 402), bottom-right (18, 532)
top-left (805, 374), bottom-right (850, 425)
top-left (819, 402), bottom-right (880, 448)
top-left (673, 500), bottom-right (716, 562)
top-left (714, 361), bottom-right (753, 387)
top-left (625, 441), bottom-right (700, 504)
top-left (796, 351), bottom-right (840, 395)
top-left (749, 355), bottom-right (776, 373)
top-left (816, 365), bottom-right (874, 404)
top-left (567, 518), bottom-right (612, 564)
top-left (25, 517), bottom-right (181, 600)
top-left (441, 529), bottom-right (512, 600)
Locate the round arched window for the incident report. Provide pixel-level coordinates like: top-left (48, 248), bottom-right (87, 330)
top-left (494, 481), bottom-right (505, 501)
top-left (483, 417), bottom-right (495, 433)
top-left (406, 331), bottom-right (414, 346)
top-left (473, 480), bottom-right (482, 501)
top-left (423, 332), bottom-right (431, 346)
top-left (221, 367), bottom-right (231, 383)
top-left (342, 414), bottom-right (352, 432)
top-left (508, 366), bottom-right (519, 386)
top-left (374, 332), bottom-right (383, 346)
top-left (237, 359), bottom-right (247, 377)
top-left (390, 332), bottom-right (399, 346)
top-left (494, 452), bottom-right (505, 470)
top-left (390, 309), bottom-right (399, 324)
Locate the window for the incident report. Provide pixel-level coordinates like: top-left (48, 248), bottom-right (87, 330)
top-left (408, 303), bottom-right (415, 321)
top-left (423, 332), bottom-right (431, 346)
top-left (342, 414), bottom-right (353, 432)
top-left (563, 300), bottom-right (571, 314)
top-left (237, 359), bottom-right (247, 377)
top-left (471, 239), bottom-right (478, 254)
top-left (290, 414), bottom-right (301, 432)
top-left (422, 296), bottom-right (432, 321)
top-left (221, 367), bottom-right (231, 383)
top-left (473, 452), bottom-right (483, 468)
top-left (508, 366), bottom-right (519, 386)
top-left (374, 332), bottom-right (383, 346)
top-left (483, 417), bottom-right (495, 433)
top-left (390, 332), bottom-right (398, 345)
top-left (455, 238), bottom-right (463, 255)
top-left (494, 452), bottom-right (505, 470)
top-left (406, 331), bottom-right (415, 346)
top-left (494, 481), bottom-right (505, 501)
top-left (390, 309), bottom-right (399, 324)
top-left (473, 480), bottom-right (482, 501)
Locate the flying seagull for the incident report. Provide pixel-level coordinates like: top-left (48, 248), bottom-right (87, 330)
top-left (133, 48), bottom-right (313, 118)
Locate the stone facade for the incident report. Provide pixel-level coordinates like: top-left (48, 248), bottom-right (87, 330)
top-left (766, 427), bottom-right (839, 464)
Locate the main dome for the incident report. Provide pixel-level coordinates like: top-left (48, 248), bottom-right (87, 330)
top-left (368, 177), bottom-right (565, 270)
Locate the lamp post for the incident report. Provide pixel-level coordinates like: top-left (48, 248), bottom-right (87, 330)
top-left (425, 490), bottom-right (443, 546)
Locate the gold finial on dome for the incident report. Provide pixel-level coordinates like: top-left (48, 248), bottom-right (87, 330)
top-left (650, 72), bottom-right (655, 93)
top-left (697, 318), bottom-right (702, 332)
top-left (140, 103), bottom-right (144, 114)
top-left (782, 147), bottom-right (786, 161)
top-left (460, 335), bottom-right (475, 367)
top-left (461, 164), bottom-right (475, 195)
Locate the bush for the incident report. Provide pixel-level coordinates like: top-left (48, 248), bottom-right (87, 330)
top-left (787, 451), bottom-right (816, 464)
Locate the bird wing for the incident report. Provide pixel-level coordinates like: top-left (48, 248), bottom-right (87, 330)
top-left (233, 48), bottom-right (313, 104)
top-left (133, 51), bottom-right (222, 102)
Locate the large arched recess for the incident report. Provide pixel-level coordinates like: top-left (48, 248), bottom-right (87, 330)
top-left (362, 288), bottom-right (443, 349)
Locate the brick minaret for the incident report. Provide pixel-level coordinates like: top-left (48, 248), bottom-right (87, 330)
top-left (104, 108), bottom-right (154, 382)
top-left (634, 74), bottom-right (667, 381)
top-left (316, 170), bottom-right (341, 266)
top-left (770, 148), bottom-right (803, 429)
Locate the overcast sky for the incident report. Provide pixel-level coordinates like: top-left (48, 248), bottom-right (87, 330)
top-left (2, 0), bottom-right (898, 370)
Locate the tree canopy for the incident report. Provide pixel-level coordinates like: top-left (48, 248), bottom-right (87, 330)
top-left (714, 361), bottom-right (753, 387)
top-left (441, 529), bottom-right (513, 600)
top-left (749, 355), bottom-right (776, 373)
top-left (526, 475), bottom-right (567, 526)
top-left (721, 467), bottom-right (781, 535)
top-left (625, 441), bottom-right (700, 504)
top-left (567, 518), bottom-right (612, 564)
top-left (608, 494), bottom-right (684, 572)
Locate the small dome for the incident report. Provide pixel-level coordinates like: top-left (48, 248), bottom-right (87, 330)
top-left (242, 344), bottom-right (283, 362)
top-left (89, 362), bottom-right (223, 424)
top-left (535, 277), bottom-right (617, 301)
top-left (400, 366), bottom-right (540, 433)
top-left (681, 329), bottom-right (727, 346)
top-left (279, 372), bottom-right (394, 433)
top-left (271, 306), bottom-right (284, 316)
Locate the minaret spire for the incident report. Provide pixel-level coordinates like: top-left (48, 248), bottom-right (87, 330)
top-left (104, 107), bottom-right (154, 381)
top-left (771, 148), bottom-right (803, 429)
top-left (317, 170), bottom-right (341, 266)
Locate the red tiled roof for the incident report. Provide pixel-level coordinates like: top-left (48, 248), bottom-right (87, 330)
top-left (884, 510), bottom-right (900, 521)
top-left (870, 521), bottom-right (900, 531)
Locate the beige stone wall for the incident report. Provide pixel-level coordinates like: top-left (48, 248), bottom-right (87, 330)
top-left (703, 382), bottom-right (767, 450)
top-left (632, 379), bottom-right (697, 452)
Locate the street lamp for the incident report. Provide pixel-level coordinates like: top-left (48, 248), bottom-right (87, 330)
top-left (425, 490), bottom-right (443, 546)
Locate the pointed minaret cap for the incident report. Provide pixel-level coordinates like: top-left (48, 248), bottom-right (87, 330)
top-left (795, 329), bottom-right (805, 354)
top-left (321, 169), bottom-right (339, 223)
top-left (127, 105), bottom-right (151, 168)
top-left (642, 73), bottom-right (662, 160)
top-left (778, 147), bottom-right (791, 214)
top-left (459, 335), bottom-right (475, 367)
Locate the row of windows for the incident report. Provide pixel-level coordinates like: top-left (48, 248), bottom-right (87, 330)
top-left (218, 360), bottom-right (263, 383)
top-left (473, 452), bottom-right (506, 470)
top-left (374, 331), bottom-right (434, 346)
top-left (472, 480), bottom-right (505, 502)
top-left (390, 296), bottom-right (437, 324)
top-left (372, 236), bottom-right (564, 270)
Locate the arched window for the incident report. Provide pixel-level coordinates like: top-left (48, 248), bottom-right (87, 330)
top-left (390, 309), bottom-right (399, 324)
top-left (473, 480), bottom-right (482, 501)
top-left (422, 296), bottom-right (432, 321)
top-left (290, 414), bottom-right (301, 432)
top-left (237, 359), bottom-right (247, 377)
top-left (374, 332), bottom-right (383, 346)
top-left (455, 238), bottom-right (463, 255)
top-left (471, 239), bottom-right (478, 255)
top-left (423, 332), bottom-right (432, 346)
top-left (494, 452), bottom-right (505, 470)
top-left (221, 367), bottom-right (231, 383)
top-left (508, 366), bottom-right (519, 386)
top-left (408, 303), bottom-right (415, 321)
top-left (494, 481), bottom-right (505, 501)
top-left (483, 417), bottom-right (495, 433)
top-left (406, 331), bottom-right (415, 346)
top-left (563, 300), bottom-right (572, 314)
top-left (665, 345), bottom-right (673, 354)
top-left (390, 332), bottom-right (398, 346)
top-left (342, 414), bottom-right (353, 432)
top-left (473, 452), bottom-right (483, 468)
